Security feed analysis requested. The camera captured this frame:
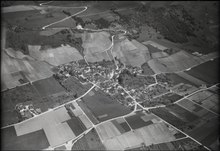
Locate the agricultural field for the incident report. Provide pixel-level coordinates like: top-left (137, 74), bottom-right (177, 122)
top-left (125, 112), bottom-right (157, 130)
top-left (112, 38), bottom-right (151, 67)
top-left (126, 137), bottom-right (208, 151)
top-left (1, 51), bottom-right (53, 90)
top-left (143, 92), bottom-right (183, 107)
top-left (72, 128), bottom-right (106, 150)
top-left (1, 126), bottom-right (50, 150)
top-left (79, 87), bottom-right (132, 122)
top-left (32, 76), bottom-right (66, 97)
top-left (12, 106), bottom-right (81, 148)
top-left (111, 117), bottom-right (131, 134)
top-left (101, 117), bottom-right (180, 150)
top-left (156, 73), bottom-right (198, 87)
top-left (150, 104), bottom-right (219, 149)
top-left (28, 45), bottom-right (83, 66)
top-left (185, 58), bottom-right (219, 85)
top-left (61, 76), bottom-right (93, 97)
top-left (2, 6), bottom-right (82, 29)
top-left (141, 62), bottom-right (155, 75)
top-left (187, 90), bottom-right (219, 114)
top-left (148, 50), bottom-right (204, 74)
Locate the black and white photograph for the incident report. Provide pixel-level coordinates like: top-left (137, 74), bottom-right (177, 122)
top-left (1, 1), bottom-right (219, 150)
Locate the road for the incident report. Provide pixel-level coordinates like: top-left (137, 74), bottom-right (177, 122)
top-left (3, 1), bottom-right (217, 150)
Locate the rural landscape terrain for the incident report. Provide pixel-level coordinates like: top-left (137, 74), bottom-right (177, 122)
top-left (1, 1), bottom-right (219, 151)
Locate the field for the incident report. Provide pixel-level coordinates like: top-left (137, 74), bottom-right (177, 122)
top-left (187, 90), bottom-right (219, 114)
top-left (13, 106), bottom-right (80, 147)
top-left (102, 121), bottom-right (177, 150)
top-left (28, 45), bottom-right (83, 66)
top-left (32, 76), bottom-right (65, 97)
top-left (81, 31), bottom-right (112, 62)
top-left (71, 128), bottom-right (106, 150)
top-left (143, 92), bottom-right (183, 107)
top-left (80, 87), bottom-right (132, 122)
top-left (148, 50), bottom-right (204, 74)
top-left (126, 137), bottom-right (208, 151)
top-left (141, 62), bottom-right (155, 75)
top-left (2, 6), bottom-right (82, 29)
top-left (61, 76), bottom-right (93, 96)
top-left (112, 117), bottom-right (131, 134)
top-left (150, 104), bottom-right (219, 149)
top-left (1, 51), bottom-right (53, 90)
top-left (112, 38), bottom-right (151, 67)
top-left (185, 58), bottom-right (219, 85)
top-left (2, 126), bottom-right (50, 150)
top-left (125, 112), bottom-right (156, 130)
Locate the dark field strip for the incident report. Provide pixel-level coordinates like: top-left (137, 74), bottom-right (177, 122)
top-left (81, 89), bottom-right (132, 122)
top-left (1, 126), bottom-right (49, 150)
top-left (125, 113), bottom-right (153, 130)
top-left (66, 116), bottom-right (86, 136)
top-left (77, 101), bottom-right (99, 125)
top-left (111, 120), bottom-right (126, 134)
top-left (120, 122), bottom-right (131, 132)
top-left (185, 58), bottom-right (219, 85)
top-left (32, 76), bottom-right (66, 97)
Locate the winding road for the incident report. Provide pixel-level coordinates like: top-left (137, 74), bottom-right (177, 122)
top-left (2, 1), bottom-right (218, 151)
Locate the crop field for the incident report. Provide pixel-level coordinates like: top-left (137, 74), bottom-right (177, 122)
top-left (187, 90), bottom-right (219, 114)
top-left (32, 76), bottom-right (65, 97)
top-left (176, 72), bottom-right (207, 86)
top-left (1, 51), bottom-right (53, 90)
top-left (2, 6), bottom-right (82, 29)
top-left (112, 39), bottom-right (151, 67)
top-left (66, 116), bottom-right (86, 136)
top-left (188, 116), bottom-right (219, 149)
top-left (111, 118), bottom-right (131, 134)
top-left (177, 99), bottom-right (209, 117)
top-left (148, 51), bottom-right (204, 74)
top-left (125, 112), bottom-right (156, 130)
top-left (29, 45), bottom-right (83, 66)
top-left (77, 100), bottom-right (100, 125)
top-left (2, 126), bottom-right (49, 150)
top-left (127, 137), bottom-right (208, 151)
top-left (61, 76), bottom-right (92, 96)
top-left (185, 58), bottom-right (219, 85)
top-left (96, 121), bottom-right (122, 141)
top-left (80, 87), bottom-right (132, 122)
top-left (72, 128), bottom-right (106, 150)
top-left (141, 62), bottom-right (155, 75)
top-left (13, 106), bottom-right (79, 147)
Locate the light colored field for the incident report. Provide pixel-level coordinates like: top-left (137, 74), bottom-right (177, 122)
top-left (116, 131), bottom-right (144, 149)
top-left (1, 51), bottom-right (53, 90)
top-left (78, 114), bottom-right (93, 129)
top-left (112, 38), bottom-right (151, 67)
top-left (28, 45), bottom-right (83, 66)
top-left (2, 5), bottom-right (42, 13)
top-left (148, 51), bottom-right (204, 74)
top-left (136, 122), bottom-right (176, 146)
top-left (15, 107), bottom-right (71, 136)
top-left (44, 122), bottom-right (75, 147)
top-left (142, 40), bottom-right (168, 51)
top-left (14, 106), bottom-right (77, 147)
top-left (103, 138), bottom-right (124, 150)
top-left (81, 31), bottom-right (112, 62)
top-left (96, 121), bottom-right (121, 141)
